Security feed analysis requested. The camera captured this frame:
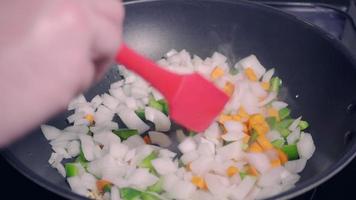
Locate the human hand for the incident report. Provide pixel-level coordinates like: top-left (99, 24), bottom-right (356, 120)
top-left (0, 0), bottom-right (124, 146)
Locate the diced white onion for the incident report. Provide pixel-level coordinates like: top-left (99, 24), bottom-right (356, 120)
top-left (145, 107), bottom-right (171, 132)
top-left (117, 106), bottom-right (149, 134)
top-left (297, 133), bottom-right (315, 159)
top-left (148, 131), bottom-right (172, 147)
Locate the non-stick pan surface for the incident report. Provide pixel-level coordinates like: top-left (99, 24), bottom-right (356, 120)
top-left (2, 0), bottom-right (356, 199)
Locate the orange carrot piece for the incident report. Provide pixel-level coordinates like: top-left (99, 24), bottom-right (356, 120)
top-left (96, 180), bottom-right (112, 193)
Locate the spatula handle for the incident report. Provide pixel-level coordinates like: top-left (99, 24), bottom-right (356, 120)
top-left (116, 44), bottom-right (182, 100)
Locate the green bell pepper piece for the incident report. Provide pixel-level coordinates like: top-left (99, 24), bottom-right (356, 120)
top-left (141, 192), bottom-right (160, 200)
top-left (120, 187), bottom-right (142, 200)
top-left (271, 139), bottom-right (285, 149)
top-left (298, 120), bottom-right (309, 130)
top-left (270, 77), bottom-right (282, 93)
top-left (157, 99), bottom-right (169, 115)
top-left (65, 163), bottom-right (78, 177)
top-left (112, 129), bottom-right (138, 140)
top-left (279, 107), bottom-right (291, 120)
top-left (239, 172), bottom-right (248, 179)
top-left (139, 151), bottom-right (158, 172)
top-left (135, 108), bottom-right (145, 119)
top-left (281, 144), bottom-right (299, 160)
top-left (266, 117), bottom-right (277, 129)
top-left (147, 178), bottom-right (164, 194)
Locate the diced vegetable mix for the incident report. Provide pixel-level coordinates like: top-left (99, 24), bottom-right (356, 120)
top-left (42, 51), bottom-right (315, 200)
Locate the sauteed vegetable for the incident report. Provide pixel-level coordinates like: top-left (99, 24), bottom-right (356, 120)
top-left (42, 49), bottom-right (315, 200)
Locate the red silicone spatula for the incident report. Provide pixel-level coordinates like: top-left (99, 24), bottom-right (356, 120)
top-left (116, 44), bottom-right (229, 132)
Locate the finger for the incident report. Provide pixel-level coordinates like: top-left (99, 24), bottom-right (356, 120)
top-left (89, 14), bottom-right (122, 81)
top-left (88, 0), bottom-right (124, 25)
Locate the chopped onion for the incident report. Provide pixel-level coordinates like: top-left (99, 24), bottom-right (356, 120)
top-left (178, 137), bottom-right (197, 154)
top-left (266, 130), bottom-right (283, 142)
top-left (122, 135), bottom-right (145, 149)
top-left (237, 55), bottom-right (266, 79)
top-left (152, 158), bottom-right (178, 175)
top-left (230, 176), bottom-right (256, 200)
top-left (289, 117), bottom-right (302, 131)
top-left (159, 149), bottom-right (177, 158)
top-left (287, 128), bottom-right (301, 144)
top-left (66, 140), bottom-right (80, 157)
top-left (221, 131), bottom-right (244, 142)
top-left (190, 156), bottom-right (214, 175)
top-left (145, 107), bottom-right (171, 132)
top-left (257, 167), bottom-right (284, 187)
top-left (67, 176), bottom-right (88, 196)
top-left (203, 122), bottom-right (221, 140)
top-left (109, 87), bottom-right (127, 102)
top-left (110, 186), bottom-right (120, 200)
top-left (90, 121), bottom-right (118, 134)
top-left (285, 158), bottom-right (307, 173)
top-left (262, 68), bottom-right (275, 82)
top-left (117, 106), bottom-right (149, 134)
top-left (258, 92), bottom-right (277, 107)
top-left (205, 173), bottom-right (230, 197)
top-left (181, 151), bottom-right (199, 164)
top-left (90, 95), bottom-right (103, 109)
top-left (272, 101), bottom-right (288, 110)
top-left (224, 121), bottom-right (243, 132)
top-left (166, 179), bottom-right (196, 199)
top-left (250, 82), bottom-right (267, 98)
top-left (130, 86), bottom-right (148, 99)
top-left (297, 133), bottom-right (315, 159)
top-left (102, 94), bottom-right (119, 111)
top-left (95, 105), bottom-right (115, 126)
top-left (54, 162), bottom-right (66, 177)
top-left (217, 141), bottom-right (243, 161)
top-left (246, 153), bottom-right (271, 173)
top-left (64, 125), bottom-right (89, 134)
top-left (79, 134), bottom-right (96, 161)
top-left (41, 125), bottom-right (61, 140)
top-left (68, 94), bottom-right (87, 111)
top-left (149, 131), bottom-right (172, 147)
top-left (109, 142), bottom-right (129, 160)
top-left (80, 172), bottom-right (97, 190)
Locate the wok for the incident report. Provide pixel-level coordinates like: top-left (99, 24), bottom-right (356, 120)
top-left (2, 0), bottom-right (356, 199)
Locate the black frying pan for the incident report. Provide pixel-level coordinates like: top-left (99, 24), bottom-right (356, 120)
top-left (2, 0), bottom-right (356, 199)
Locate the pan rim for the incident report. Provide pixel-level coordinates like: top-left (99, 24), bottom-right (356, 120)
top-left (3, 0), bottom-right (356, 199)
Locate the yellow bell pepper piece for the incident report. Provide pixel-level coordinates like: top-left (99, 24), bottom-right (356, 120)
top-left (267, 107), bottom-right (280, 121)
top-left (223, 81), bottom-right (235, 96)
top-left (210, 66), bottom-right (224, 80)
top-left (271, 159), bottom-right (281, 168)
top-left (261, 82), bottom-right (270, 90)
top-left (248, 142), bottom-right (264, 153)
top-left (191, 176), bottom-right (208, 190)
top-left (218, 114), bottom-right (233, 124)
top-left (226, 166), bottom-right (239, 177)
top-left (84, 114), bottom-right (95, 125)
top-left (257, 136), bottom-right (273, 150)
top-left (245, 68), bottom-right (258, 81)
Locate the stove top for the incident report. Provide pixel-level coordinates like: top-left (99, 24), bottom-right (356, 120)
top-left (0, 1), bottom-right (355, 199)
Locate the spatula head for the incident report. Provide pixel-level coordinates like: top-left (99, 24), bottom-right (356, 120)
top-left (168, 73), bottom-right (229, 132)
